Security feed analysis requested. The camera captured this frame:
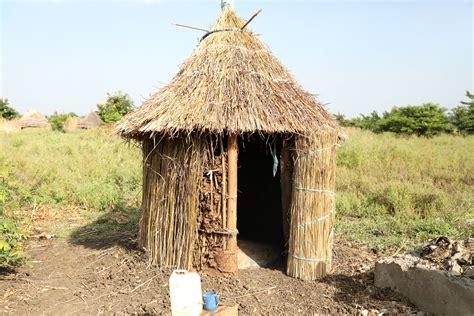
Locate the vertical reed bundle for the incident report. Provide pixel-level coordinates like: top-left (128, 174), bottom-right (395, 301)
top-left (280, 137), bottom-right (293, 246)
top-left (287, 132), bottom-right (338, 280)
top-left (140, 135), bottom-right (205, 269)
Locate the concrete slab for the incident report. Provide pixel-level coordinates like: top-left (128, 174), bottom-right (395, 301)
top-left (375, 254), bottom-right (474, 315)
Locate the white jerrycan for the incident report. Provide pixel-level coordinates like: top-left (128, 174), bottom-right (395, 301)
top-left (169, 269), bottom-right (203, 316)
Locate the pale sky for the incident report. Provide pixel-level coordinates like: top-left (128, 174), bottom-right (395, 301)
top-left (1, 0), bottom-right (473, 117)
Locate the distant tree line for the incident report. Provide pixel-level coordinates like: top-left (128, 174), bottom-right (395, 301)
top-left (335, 91), bottom-right (474, 137)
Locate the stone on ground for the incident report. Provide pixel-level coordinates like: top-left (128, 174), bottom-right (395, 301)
top-left (375, 253), bottom-right (474, 316)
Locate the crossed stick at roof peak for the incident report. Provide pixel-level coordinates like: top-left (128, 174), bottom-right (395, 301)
top-left (173, 8), bottom-right (262, 34)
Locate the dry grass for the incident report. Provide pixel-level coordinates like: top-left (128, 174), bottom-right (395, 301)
top-left (115, 6), bottom-right (339, 138)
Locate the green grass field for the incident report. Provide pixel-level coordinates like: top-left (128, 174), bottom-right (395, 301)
top-left (1, 128), bottom-right (472, 252)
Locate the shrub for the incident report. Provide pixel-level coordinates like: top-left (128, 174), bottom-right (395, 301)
top-left (48, 113), bottom-right (67, 132)
top-left (0, 213), bottom-right (28, 269)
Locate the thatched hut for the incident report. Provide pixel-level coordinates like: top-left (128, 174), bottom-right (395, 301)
top-left (20, 109), bottom-right (50, 129)
top-left (65, 116), bottom-right (80, 131)
top-left (77, 111), bottom-right (103, 129)
top-left (116, 4), bottom-right (340, 280)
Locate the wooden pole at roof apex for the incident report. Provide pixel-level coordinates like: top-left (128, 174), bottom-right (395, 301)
top-left (221, 0), bottom-right (234, 10)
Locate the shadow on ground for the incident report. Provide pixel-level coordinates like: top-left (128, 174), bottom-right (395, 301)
top-left (69, 205), bottom-right (140, 251)
top-left (322, 271), bottom-right (414, 311)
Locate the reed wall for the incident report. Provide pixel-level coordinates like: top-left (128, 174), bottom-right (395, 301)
top-left (140, 135), bottom-right (205, 269)
top-left (287, 132), bottom-right (338, 280)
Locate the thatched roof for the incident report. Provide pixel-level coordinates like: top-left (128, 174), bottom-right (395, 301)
top-left (20, 109), bottom-right (49, 129)
top-left (116, 6), bottom-right (339, 138)
top-left (77, 111), bottom-right (103, 129)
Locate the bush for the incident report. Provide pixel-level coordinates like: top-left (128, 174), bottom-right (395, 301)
top-left (0, 213), bottom-right (28, 269)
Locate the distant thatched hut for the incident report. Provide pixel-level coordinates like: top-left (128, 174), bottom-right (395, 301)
top-left (77, 111), bottom-right (103, 129)
top-left (116, 5), bottom-right (340, 280)
top-left (20, 109), bottom-right (50, 129)
top-left (65, 116), bottom-right (80, 131)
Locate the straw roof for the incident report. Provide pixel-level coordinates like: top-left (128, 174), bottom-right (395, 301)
top-left (77, 111), bottom-right (103, 129)
top-left (116, 6), bottom-right (339, 138)
top-left (20, 109), bottom-right (49, 129)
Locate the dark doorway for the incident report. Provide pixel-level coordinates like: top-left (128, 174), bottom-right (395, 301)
top-left (237, 136), bottom-right (283, 249)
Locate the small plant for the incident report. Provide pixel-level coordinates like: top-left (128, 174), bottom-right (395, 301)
top-left (0, 213), bottom-right (28, 269)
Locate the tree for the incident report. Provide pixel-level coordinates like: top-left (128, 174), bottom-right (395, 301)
top-left (449, 91), bottom-right (474, 135)
top-left (47, 112), bottom-right (76, 132)
top-left (379, 103), bottom-right (452, 137)
top-left (356, 111), bottom-right (382, 132)
top-left (334, 113), bottom-right (349, 126)
top-left (96, 91), bottom-right (133, 123)
top-left (0, 98), bottom-right (20, 120)
top-left (335, 111), bottom-right (382, 132)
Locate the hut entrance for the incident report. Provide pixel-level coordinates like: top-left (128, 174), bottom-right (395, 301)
top-left (237, 136), bottom-right (284, 268)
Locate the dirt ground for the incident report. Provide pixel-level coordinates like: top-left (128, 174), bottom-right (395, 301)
top-left (0, 232), bottom-right (420, 315)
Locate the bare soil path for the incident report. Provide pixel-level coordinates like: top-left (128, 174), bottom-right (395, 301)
top-left (1, 234), bottom-right (419, 315)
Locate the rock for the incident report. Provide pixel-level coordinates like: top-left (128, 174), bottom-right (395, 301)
top-left (375, 254), bottom-right (474, 316)
top-left (464, 267), bottom-right (474, 278)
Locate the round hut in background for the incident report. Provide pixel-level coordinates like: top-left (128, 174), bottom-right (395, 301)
top-left (20, 109), bottom-right (50, 129)
top-left (65, 116), bottom-right (80, 131)
top-left (116, 5), bottom-right (340, 280)
top-left (77, 111), bottom-right (103, 129)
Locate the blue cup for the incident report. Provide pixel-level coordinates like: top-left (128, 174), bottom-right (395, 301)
top-left (203, 291), bottom-right (220, 311)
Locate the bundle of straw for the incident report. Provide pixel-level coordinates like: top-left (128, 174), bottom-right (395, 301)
top-left (140, 135), bottom-right (205, 269)
top-left (287, 132), bottom-right (338, 280)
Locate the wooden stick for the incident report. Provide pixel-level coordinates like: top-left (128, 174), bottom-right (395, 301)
top-left (220, 137), bottom-right (227, 232)
top-left (226, 134), bottom-right (238, 262)
top-left (241, 9), bottom-right (262, 30)
top-left (225, 285), bottom-right (277, 299)
top-left (172, 23), bottom-right (210, 33)
top-left (280, 138), bottom-right (292, 246)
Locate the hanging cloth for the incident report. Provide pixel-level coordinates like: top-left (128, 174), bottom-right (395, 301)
top-left (269, 140), bottom-right (279, 177)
